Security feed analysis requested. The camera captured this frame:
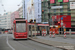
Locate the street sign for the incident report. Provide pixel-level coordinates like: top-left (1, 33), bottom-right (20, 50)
top-left (61, 20), bottom-right (63, 22)
top-left (61, 17), bottom-right (63, 20)
top-left (61, 22), bottom-right (63, 25)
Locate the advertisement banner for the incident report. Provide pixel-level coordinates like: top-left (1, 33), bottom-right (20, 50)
top-left (63, 0), bottom-right (69, 2)
top-left (50, 0), bottom-right (55, 4)
top-left (27, 0), bottom-right (41, 23)
top-left (70, 2), bottom-right (75, 9)
top-left (58, 0), bottom-right (62, 2)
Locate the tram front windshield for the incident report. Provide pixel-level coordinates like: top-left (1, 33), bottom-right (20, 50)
top-left (16, 21), bottom-right (26, 32)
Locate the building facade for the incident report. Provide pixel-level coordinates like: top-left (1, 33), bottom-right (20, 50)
top-left (11, 11), bottom-right (19, 28)
top-left (23, 0), bottom-right (41, 23)
top-left (0, 12), bottom-right (11, 29)
top-left (42, 0), bottom-right (75, 27)
top-left (18, 6), bottom-right (23, 18)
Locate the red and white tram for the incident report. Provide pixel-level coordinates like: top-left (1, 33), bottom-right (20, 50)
top-left (13, 18), bottom-right (28, 39)
top-left (13, 18), bottom-right (49, 39)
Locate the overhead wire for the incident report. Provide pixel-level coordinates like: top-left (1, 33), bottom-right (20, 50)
top-left (0, 0), bottom-right (6, 12)
top-left (17, 0), bottom-right (23, 6)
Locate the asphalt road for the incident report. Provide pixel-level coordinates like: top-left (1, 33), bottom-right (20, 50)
top-left (0, 34), bottom-right (63, 50)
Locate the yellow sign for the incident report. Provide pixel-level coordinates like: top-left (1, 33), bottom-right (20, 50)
top-left (61, 20), bottom-right (63, 22)
top-left (64, 29), bottom-right (66, 31)
top-left (34, 21), bottom-right (36, 23)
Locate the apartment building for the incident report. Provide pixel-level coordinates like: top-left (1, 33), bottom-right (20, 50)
top-left (18, 6), bottom-right (23, 18)
top-left (11, 11), bottom-right (19, 28)
top-left (42, 0), bottom-right (75, 27)
top-left (0, 12), bottom-right (11, 29)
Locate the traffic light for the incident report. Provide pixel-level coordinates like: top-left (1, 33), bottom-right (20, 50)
top-left (29, 19), bottom-right (36, 23)
top-left (42, 10), bottom-right (44, 13)
top-left (29, 19), bottom-right (33, 23)
top-left (34, 19), bottom-right (36, 23)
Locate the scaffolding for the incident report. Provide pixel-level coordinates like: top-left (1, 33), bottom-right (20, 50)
top-left (41, 0), bottom-right (75, 26)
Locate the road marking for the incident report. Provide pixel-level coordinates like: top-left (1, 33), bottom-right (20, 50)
top-left (6, 34), bottom-right (15, 50)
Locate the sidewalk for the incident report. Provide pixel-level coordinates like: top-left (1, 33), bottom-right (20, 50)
top-left (56, 35), bottom-right (75, 39)
top-left (29, 35), bottom-right (75, 50)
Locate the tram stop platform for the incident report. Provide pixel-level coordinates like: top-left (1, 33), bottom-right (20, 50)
top-left (29, 35), bottom-right (75, 50)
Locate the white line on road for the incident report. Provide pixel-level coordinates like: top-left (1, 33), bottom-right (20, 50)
top-left (6, 34), bottom-right (15, 50)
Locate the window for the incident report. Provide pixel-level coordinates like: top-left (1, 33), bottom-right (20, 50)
top-left (60, 9), bottom-right (63, 12)
top-left (60, 13), bottom-right (63, 15)
top-left (68, 13), bottom-right (71, 15)
top-left (67, 7), bottom-right (71, 15)
top-left (54, 9), bottom-right (56, 12)
top-left (60, 2), bottom-right (63, 12)
top-left (54, 14), bottom-right (56, 15)
top-left (16, 21), bottom-right (26, 32)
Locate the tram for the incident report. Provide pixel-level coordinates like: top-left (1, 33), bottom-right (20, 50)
top-left (13, 18), bottom-right (28, 39)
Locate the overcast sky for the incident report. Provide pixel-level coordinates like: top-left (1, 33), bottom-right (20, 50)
top-left (0, 0), bottom-right (22, 15)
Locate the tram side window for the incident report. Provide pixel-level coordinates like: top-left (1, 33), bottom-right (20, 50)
top-left (14, 24), bottom-right (15, 32)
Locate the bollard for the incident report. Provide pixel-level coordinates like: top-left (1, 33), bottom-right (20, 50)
top-left (49, 29), bottom-right (52, 37)
top-left (42, 31), bottom-right (44, 36)
top-left (64, 28), bottom-right (66, 38)
top-left (49, 31), bottom-right (51, 37)
top-left (44, 30), bottom-right (46, 36)
top-left (52, 31), bottom-right (55, 38)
